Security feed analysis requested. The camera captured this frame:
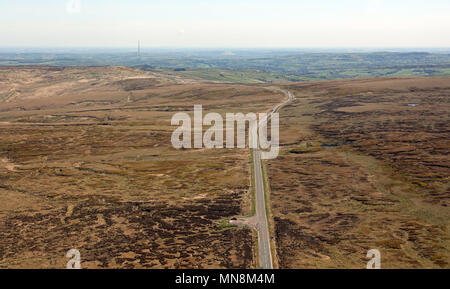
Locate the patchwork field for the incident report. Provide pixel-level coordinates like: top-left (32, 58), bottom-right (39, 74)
top-left (267, 78), bottom-right (449, 268)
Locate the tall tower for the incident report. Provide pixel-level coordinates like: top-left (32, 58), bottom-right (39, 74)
top-left (137, 40), bottom-right (141, 58)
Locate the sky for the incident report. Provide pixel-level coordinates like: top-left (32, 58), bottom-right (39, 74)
top-left (1, 0), bottom-right (449, 48)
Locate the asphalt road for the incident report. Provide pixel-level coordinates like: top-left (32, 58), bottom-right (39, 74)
top-left (253, 90), bottom-right (294, 269)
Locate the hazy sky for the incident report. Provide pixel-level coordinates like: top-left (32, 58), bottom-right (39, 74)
top-left (1, 0), bottom-right (449, 48)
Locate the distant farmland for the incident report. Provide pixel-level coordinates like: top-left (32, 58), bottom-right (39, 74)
top-left (1, 51), bottom-right (449, 83)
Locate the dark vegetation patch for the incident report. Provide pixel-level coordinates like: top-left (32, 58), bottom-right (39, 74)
top-left (0, 195), bottom-right (253, 269)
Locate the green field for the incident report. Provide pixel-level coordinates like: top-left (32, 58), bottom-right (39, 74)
top-left (1, 50), bottom-right (450, 83)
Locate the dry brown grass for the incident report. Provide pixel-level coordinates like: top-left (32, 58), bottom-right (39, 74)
top-left (0, 66), bottom-right (285, 268)
top-left (2, 67), bottom-right (448, 269)
top-left (267, 77), bottom-right (449, 268)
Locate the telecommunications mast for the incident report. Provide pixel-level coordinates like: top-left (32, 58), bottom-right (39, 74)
top-left (137, 40), bottom-right (141, 58)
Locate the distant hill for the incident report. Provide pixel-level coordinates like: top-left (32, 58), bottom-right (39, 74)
top-left (1, 51), bottom-right (449, 82)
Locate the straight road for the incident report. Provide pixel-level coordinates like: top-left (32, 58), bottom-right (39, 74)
top-left (252, 148), bottom-right (272, 269)
top-left (253, 90), bottom-right (294, 269)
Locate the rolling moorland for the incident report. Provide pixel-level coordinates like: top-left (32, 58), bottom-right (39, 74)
top-left (269, 77), bottom-right (449, 268)
top-left (0, 66), bottom-right (286, 268)
top-left (0, 63), bottom-right (448, 268)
